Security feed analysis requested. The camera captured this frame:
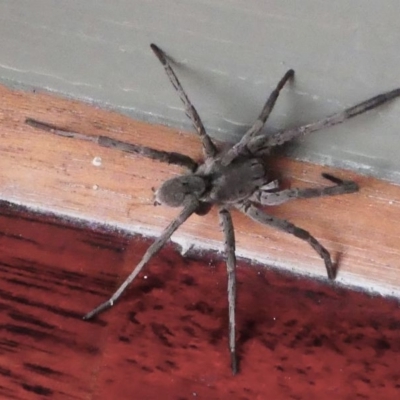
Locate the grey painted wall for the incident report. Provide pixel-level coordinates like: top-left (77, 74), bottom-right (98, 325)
top-left (1, 1), bottom-right (400, 183)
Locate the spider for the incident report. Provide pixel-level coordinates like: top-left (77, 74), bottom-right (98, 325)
top-left (25, 44), bottom-right (400, 375)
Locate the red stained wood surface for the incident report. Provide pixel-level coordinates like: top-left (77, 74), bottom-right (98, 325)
top-left (0, 201), bottom-right (399, 399)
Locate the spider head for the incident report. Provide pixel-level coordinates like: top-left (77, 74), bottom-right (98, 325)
top-left (155, 175), bottom-right (207, 207)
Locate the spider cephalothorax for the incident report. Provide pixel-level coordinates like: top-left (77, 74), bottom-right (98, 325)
top-left (25, 44), bottom-right (400, 374)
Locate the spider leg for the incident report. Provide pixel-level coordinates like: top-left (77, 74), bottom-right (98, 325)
top-left (222, 69), bottom-right (294, 165)
top-left (219, 207), bottom-right (238, 375)
top-left (237, 202), bottom-right (335, 279)
top-left (249, 87), bottom-right (400, 154)
top-left (150, 44), bottom-right (218, 159)
top-left (252, 173), bottom-right (358, 206)
top-left (83, 197), bottom-right (199, 319)
top-left (25, 118), bottom-right (198, 171)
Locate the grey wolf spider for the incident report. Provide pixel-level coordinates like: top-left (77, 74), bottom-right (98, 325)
top-left (25, 44), bottom-right (400, 374)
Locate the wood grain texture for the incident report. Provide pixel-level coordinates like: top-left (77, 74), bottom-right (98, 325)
top-left (0, 203), bottom-right (399, 399)
top-left (0, 83), bottom-right (399, 296)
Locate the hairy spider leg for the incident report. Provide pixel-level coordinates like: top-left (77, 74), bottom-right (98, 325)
top-left (238, 202), bottom-right (335, 280)
top-left (25, 118), bottom-right (198, 171)
top-left (250, 88), bottom-right (400, 154)
top-left (252, 173), bottom-right (358, 206)
top-left (150, 43), bottom-right (217, 159)
top-left (219, 207), bottom-right (238, 375)
top-left (83, 197), bottom-right (199, 319)
top-left (223, 69), bottom-right (295, 165)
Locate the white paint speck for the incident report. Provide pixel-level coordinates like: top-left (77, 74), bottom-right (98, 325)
top-left (93, 184), bottom-right (99, 190)
top-left (92, 157), bottom-right (102, 167)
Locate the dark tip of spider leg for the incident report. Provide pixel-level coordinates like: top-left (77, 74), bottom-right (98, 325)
top-left (314, 240), bottom-right (336, 280)
top-left (345, 181), bottom-right (359, 193)
top-left (287, 69), bottom-right (295, 79)
top-left (231, 351), bottom-right (238, 375)
top-left (321, 173), bottom-right (344, 184)
top-left (150, 43), bottom-right (166, 64)
top-left (327, 265), bottom-right (336, 280)
top-left (321, 247), bottom-right (336, 280)
top-left (150, 43), bottom-right (159, 51)
top-left (322, 173), bottom-right (359, 193)
top-left (82, 300), bottom-right (113, 320)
